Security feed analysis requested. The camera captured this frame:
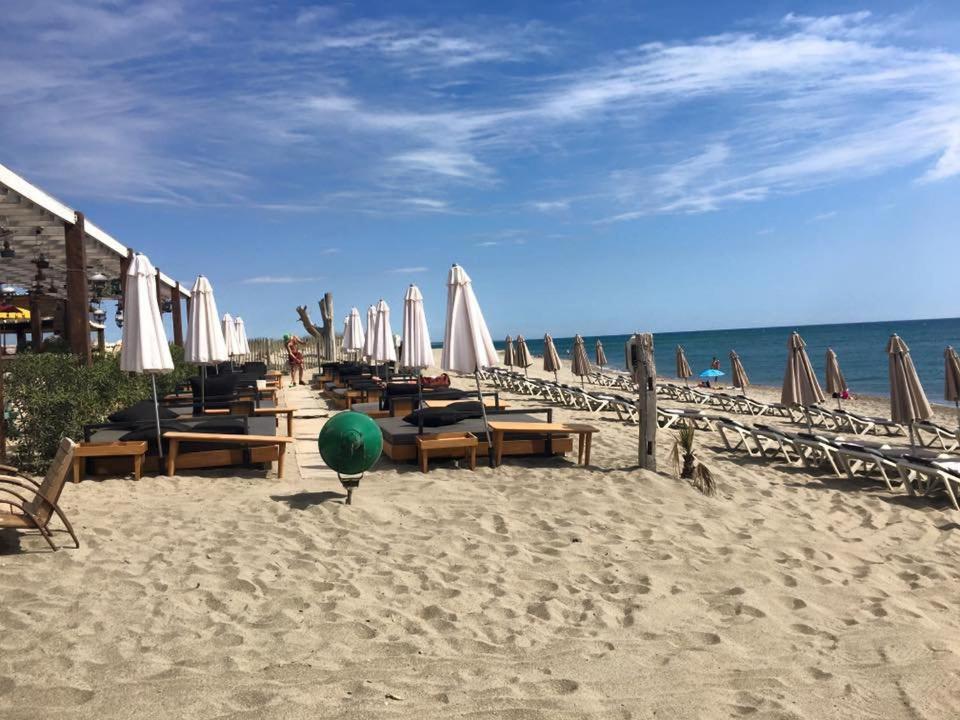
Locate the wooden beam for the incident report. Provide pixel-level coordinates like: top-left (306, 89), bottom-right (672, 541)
top-left (64, 211), bottom-right (91, 365)
top-left (29, 294), bottom-right (42, 350)
top-left (172, 282), bottom-right (183, 347)
top-left (155, 265), bottom-right (163, 309)
top-left (119, 249), bottom-right (133, 305)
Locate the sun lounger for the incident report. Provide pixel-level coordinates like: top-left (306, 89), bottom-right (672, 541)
top-left (835, 409), bottom-right (903, 436)
top-left (0, 438), bottom-right (80, 551)
top-left (913, 420), bottom-right (959, 451)
top-left (834, 441), bottom-right (907, 492)
top-left (791, 432), bottom-right (848, 476)
top-left (714, 418), bottom-right (762, 456)
top-left (750, 424), bottom-right (802, 464)
top-left (658, 407), bottom-right (719, 430)
top-left (896, 455), bottom-right (960, 510)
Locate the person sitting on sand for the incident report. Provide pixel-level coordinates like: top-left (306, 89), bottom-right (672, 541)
top-left (286, 334), bottom-right (306, 386)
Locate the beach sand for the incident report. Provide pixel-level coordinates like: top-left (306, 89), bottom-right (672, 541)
top-left (3, 352), bottom-right (960, 718)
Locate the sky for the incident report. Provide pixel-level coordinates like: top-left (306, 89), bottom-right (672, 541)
top-left (2, 1), bottom-right (960, 342)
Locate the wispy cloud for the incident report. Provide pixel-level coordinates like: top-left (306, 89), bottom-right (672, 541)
top-left (810, 211), bottom-right (838, 222)
top-left (531, 200), bottom-right (570, 212)
top-left (241, 275), bottom-right (323, 285)
top-left (3, 5), bottom-right (959, 221)
top-left (388, 266), bottom-right (428, 273)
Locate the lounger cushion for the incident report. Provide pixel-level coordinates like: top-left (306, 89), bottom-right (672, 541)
top-left (119, 419), bottom-right (192, 443)
top-left (402, 408), bottom-right (464, 428)
top-left (442, 401), bottom-right (486, 418)
top-left (189, 373), bottom-right (240, 409)
top-left (109, 400), bottom-right (178, 423)
top-left (192, 417), bottom-right (249, 435)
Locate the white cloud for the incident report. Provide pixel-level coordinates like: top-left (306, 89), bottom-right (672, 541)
top-left (241, 275), bottom-right (323, 284)
top-left (3, 6), bottom-right (960, 219)
top-left (388, 266), bottom-right (428, 273)
top-left (810, 211), bottom-right (838, 222)
top-left (531, 200), bottom-right (569, 212)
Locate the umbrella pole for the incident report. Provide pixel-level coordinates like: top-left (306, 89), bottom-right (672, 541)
top-left (201, 370), bottom-right (206, 413)
top-left (474, 369), bottom-right (494, 468)
top-left (151, 374), bottom-right (164, 459)
top-left (955, 399), bottom-right (959, 429)
top-left (417, 370), bottom-right (424, 436)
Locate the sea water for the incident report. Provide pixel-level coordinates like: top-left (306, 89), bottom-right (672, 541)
top-left (493, 318), bottom-right (960, 404)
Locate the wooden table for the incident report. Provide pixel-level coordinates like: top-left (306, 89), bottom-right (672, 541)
top-left (73, 441), bottom-right (148, 483)
top-left (265, 370), bottom-right (283, 388)
top-left (487, 421), bottom-right (598, 467)
top-left (253, 407), bottom-right (296, 437)
top-left (164, 432), bottom-right (295, 478)
top-left (416, 432), bottom-right (478, 473)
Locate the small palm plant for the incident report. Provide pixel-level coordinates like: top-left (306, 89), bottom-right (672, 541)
top-left (669, 426), bottom-right (716, 496)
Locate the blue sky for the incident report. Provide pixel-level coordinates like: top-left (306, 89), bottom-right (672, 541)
top-left (2, 1), bottom-right (960, 341)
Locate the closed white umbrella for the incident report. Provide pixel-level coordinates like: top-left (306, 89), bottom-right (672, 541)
top-left (371, 299), bottom-right (397, 365)
top-left (401, 285), bottom-right (432, 369)
top-left (341, 316), bottom-right (350, 353)
top-left (121, 254), bottom-right (174, 457)
top-left (222, 313), bottom-right (239, 360)
top-left (363, 305), bottom-right (376, 360)
top-left (344, 307), bottom-right (365, 356)
top-left (184, 275), bottom-right (228, 411)
top-left (441, 264), bottom-right (498, 464)
top-left (234, 317), bottom-right (250, 358)
top-left (401, 285), bottom-right (433, 434)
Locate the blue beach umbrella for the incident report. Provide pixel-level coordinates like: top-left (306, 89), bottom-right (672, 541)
top-left (699, 369), bottom-right (725, 379)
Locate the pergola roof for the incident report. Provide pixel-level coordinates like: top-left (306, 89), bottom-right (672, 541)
top-left (0, 162), bottom-right (190, 300)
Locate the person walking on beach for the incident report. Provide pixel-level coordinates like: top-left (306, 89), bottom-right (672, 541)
top-left (286, 334), bottom-right (306, 386)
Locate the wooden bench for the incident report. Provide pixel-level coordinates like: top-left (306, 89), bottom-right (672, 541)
top-left (487, 421), bottom-right (599, 467)
top-left (73, 441), bottom-right (148, 483)
top-left (163, 433), bottom-right (295, 478)
top-left (416, 432), bottom-right (478, 473)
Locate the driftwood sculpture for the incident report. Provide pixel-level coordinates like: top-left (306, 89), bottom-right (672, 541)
top-left (296, 305), bottom-right (322, 369)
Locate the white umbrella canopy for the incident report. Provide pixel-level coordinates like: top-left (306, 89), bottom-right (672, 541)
top-left (781, 332), bottom-right (825, 408)
top-left (570, 334), bottom-right (591, 385)
top-left (887, 334), bottom-right (932, 443)
top-left (184, 275), bottom-right (228, 366)
top-left (401, 285), bottom-right (432, 369)
top-left (344, 307), bottom-right (365, 353)
top-left (371, 299), bottom-right (397, 363)
top-left (440, 264), bottom-right (498, 464)
top-left (222, 313), bottom-right (239, 358)
top-left (341, 316), bottom-right (350, 351)
top-left (363, 305), bottom-right (376, 360)
top-left (184, 275), bottom-right (228, 412)
top-left (120, 254), bottom-right (174, 456)
top-left (234, 317), bottom-right (250, 357)
top-left (441, 264), bottom-right (498, 373)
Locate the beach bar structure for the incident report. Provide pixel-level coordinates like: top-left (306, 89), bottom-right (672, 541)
top-left (0, 162), bottom-right (191, 363)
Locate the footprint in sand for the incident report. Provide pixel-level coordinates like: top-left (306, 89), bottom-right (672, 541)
top-left (807, 667), bottom-right (833, 681)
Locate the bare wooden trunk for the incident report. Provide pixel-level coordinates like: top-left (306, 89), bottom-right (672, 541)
top-left (634, 333), bottom-right (657, 471)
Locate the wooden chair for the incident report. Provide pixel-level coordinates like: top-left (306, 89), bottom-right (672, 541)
top-left (0, 438), bottom-right (80, 551)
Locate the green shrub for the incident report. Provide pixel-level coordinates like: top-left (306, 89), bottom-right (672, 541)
top-left (4, 346), bottom-right (196, 472)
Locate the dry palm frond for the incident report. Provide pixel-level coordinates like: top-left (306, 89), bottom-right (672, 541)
top-left (669, 427), bottom-right (716, 496)
top-left (690, 463), bottom-right (716, 496)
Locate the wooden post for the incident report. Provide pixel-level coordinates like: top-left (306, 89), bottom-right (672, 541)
top-left (64, 211), bottom-right (91, 365)
top-left (29, 295), bottom-right (42, 350)
top-left (155, 266), bottom-right (164, 310)
top-left (96, 327), bottom-right (105, 352)
top-left (120, 250), bottom-right (133, 302)
top-left (171, 282), bottom-right (183, 347)
top-left (635, 332), bottom-right (657, 471)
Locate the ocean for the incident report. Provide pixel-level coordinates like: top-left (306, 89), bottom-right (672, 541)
top-left (491, 317), bottom-right (960, 404)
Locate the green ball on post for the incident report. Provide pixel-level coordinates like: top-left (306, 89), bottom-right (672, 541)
top-left (317, 411), bottom-right (383, 504)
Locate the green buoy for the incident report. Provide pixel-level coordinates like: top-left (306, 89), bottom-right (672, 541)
top-left (317, 410), bottom-right (383, 504)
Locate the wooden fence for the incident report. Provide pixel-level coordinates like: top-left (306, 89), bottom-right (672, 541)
top-left (243, 337), bottom-right (324, 372)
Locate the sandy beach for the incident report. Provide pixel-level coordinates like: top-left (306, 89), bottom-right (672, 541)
top-left (3, 352), bottom-right (960, 719)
